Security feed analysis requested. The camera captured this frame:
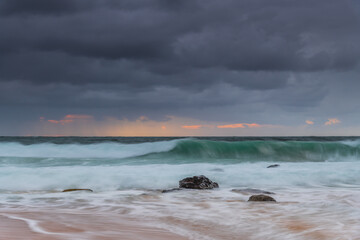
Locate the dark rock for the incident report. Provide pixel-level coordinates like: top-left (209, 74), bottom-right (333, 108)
top-left (267, 164), bottom-right (280, 168)
top-left (62, 189), bottom-right (93, 192)
top-left (179, 175), bottom-right (219, 189)
top-left (161, 188), bottom-right (183, 193)
top-left (248, 194), bottom-right (276, 202)
top-left (232, 188), bottom-right (275, 195)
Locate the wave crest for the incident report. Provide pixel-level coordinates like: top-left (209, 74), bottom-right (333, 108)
top-left (0, 139), bottom-right (360, 163)
top-left (145, 139), bottom-right (360, 162)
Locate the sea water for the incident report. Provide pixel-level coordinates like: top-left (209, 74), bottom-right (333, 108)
top-left (0, 137), bottom-right (359, 239)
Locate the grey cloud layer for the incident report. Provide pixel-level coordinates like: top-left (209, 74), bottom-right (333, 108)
top-left (2, 1), bottom-right (359, 75)
top-left (0, 0), bottom-right (359, 134)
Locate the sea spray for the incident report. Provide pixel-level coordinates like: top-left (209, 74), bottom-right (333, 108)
top-left (1, 138), bottom-right (360, 163)
top-left (0, 162), bottom-right (359, 192)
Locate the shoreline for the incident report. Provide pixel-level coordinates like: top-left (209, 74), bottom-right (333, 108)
top-left (1, 185), bottom-right (360, 239)
top-left (0, 210), bottom-right (187, 240)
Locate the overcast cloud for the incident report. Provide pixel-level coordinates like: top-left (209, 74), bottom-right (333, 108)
top-left (0, 0), bottom-right (359, 135)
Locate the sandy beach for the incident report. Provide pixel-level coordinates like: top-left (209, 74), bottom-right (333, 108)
top-left (0, 210), bottom-right (186, 240)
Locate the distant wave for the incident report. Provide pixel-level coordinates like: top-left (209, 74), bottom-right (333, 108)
top-left (0, 140), bottom-right (178, 159)
top-left (0, 139), bottom-right (360, 163)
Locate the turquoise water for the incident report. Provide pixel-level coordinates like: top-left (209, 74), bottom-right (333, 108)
top-left (0, 137), bottom-right (360, 191)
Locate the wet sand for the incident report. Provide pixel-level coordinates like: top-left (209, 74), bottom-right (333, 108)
top-left (0, 211), bottom-right (187, 240)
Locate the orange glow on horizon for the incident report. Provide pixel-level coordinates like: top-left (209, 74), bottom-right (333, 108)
top-left (306, 120), bottom-right (314, 125)
top-left (65, 114), bottom-right (93, 119)
top-left (35, 115), bottom-right (280, 137)
top-left (48, 119), bottom-right (73, 125)
top-left (217, 123), bottom-right (265, 129)
top-left (47, 120), bottom-right (59, 124)
top-left (182, 125), bottom-right (202, 129)
top-left (245, 123), bottom-right (261, 128)
top-left (325, 118), bottom-right (340, 126)
top-left (137, 116), bottom-right (149, 121)
top-left (46, 114), bottom-right (93, 125)
top-left (217, 123), bottom-right (245, 128)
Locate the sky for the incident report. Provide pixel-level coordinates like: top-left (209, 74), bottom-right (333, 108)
top-left (1, 0), bottom-right (360, 136)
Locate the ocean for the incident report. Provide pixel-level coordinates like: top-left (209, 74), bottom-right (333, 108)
top-left (0, 137), bottom-right (359, 239)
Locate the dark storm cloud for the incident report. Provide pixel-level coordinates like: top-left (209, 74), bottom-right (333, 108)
top-left (0, 0), bottom-right (93, 15)
top-left (1, 0), bottom-right (359, 76)
top-left (0, 0), bottom-right (360, 134)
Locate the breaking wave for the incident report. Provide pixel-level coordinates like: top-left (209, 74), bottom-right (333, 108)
top-left (0, 139), bottom-right (360, 163)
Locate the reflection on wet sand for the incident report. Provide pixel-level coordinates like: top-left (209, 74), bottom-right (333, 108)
top-left (1, 187), bottom-right (360, 240)
top-left (0, 211), bottom-right (186, 240)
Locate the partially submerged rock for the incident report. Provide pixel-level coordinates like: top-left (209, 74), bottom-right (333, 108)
top-left (161, 188), bottom-right (183, 193)
top-left (62, 189), bottom-right (93, 192)
top-left (248, 194), bottom-right (276, 202)
top-left (267, 164), bottom-right (280, 168)
top-left (232, 188), bottom-right (275, 195)
top-left (179, 175), bottom-right (219, 189)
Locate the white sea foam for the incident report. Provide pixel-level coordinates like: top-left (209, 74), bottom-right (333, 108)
top-left (2, 214), bottom-right (55, 235)
top-left (0, 161), bottom-right (359, 192)
top-left (1, 166), bottom-right (360, 239)
top-left (340, 139), bottom-right (360, 147)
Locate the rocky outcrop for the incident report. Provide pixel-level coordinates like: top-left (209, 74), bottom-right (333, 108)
top-left (248, 194), bottom-right (276, 202)
top-left (267, 164), bottom-right (280, 168)
top-left (62, 189), bottom-right (93, 192)
top-left (179, 175), bottom-right (219, 189)
top-left (232, 188), bottom-right (275, 195)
